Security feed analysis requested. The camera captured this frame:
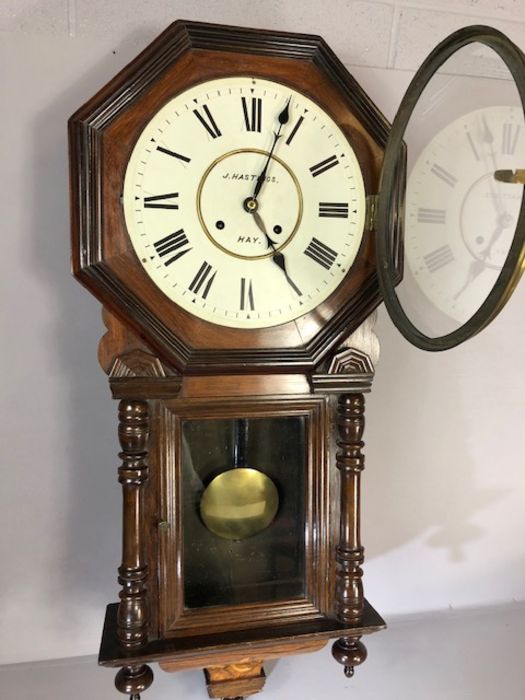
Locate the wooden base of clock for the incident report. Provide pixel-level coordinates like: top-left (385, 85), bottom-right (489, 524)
top-left (203, 663), bottom-right (266, 699)
top-left (99, 601), bottom-right (385, 698)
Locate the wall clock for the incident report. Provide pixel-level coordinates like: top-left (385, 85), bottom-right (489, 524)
top-left (69, 20), bottom-right (525, 700)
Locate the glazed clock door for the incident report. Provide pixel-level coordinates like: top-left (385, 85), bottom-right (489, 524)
top-left (376, 25), bottom-right (525, 350)
top-left (157, 397), bottom-right (332, 638)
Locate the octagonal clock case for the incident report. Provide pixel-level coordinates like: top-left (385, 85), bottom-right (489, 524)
top-left (69, 20), bottom-right (525, 700)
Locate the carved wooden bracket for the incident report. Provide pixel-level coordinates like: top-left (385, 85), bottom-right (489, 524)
top-left (312, 312), bottom-right (379, 393)
top-left (100, 308), bottom-right (177, 378)
top-left (328, 347), bottom-right (374, 375)
top-left (110, 349), bottom-right (168, 379)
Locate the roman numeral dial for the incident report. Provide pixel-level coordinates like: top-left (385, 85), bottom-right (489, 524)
top-left (189, 261), bottom-right (216, 299)
top-left (123, 76), bottom-right (367, 329)
top-left (240, 278), bottom-right (255, 311)
top-left (319, 202), bottom-right (349, 218)
top-left (153, 230), bottom-right (191, 265)
top-left (144, 193), bottom-right (179, 210)
top-left (310, 155), bottom-right (339, 177)
top-left (194, 105), bottom-right (222, 139)
top-left (304, 238), bottom-right (338, 270)
top-left (404, 104), bottom-right (524, 327)
top-left (242, 97), bottom-right (262, 132)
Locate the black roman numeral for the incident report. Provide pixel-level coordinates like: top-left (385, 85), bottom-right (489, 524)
top-left (156, 146), bottom-right (191, 162)
top-left (285, 116), bottom-right (304, 145)
top-left (310, 155), bottom-right (339, 177)
top-left (502, 123), bottom-right (520, 155)
top-left (304, 237), bottom-right (338, 270)
top-left (240, 278), bottom-right (255, 311)
top-left (153, 229), bottom-right (191, 266)
top-left (424, 244), bottom-right (454, 273)
top-left (417, 208), bottom-right (446, 224)
top-left (189, 261), bottom-right (216, 299)
top-left (144, 192), bottom-right (179, 210)
top-left (318, 202), bottom-right (349, 218)
top-left (242, 97), bottom-right (262, 132)
top-left (193, 105), bottom-right (222, 139)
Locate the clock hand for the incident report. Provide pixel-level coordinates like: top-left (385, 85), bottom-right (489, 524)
top-left (480, 115), bottom-right (506, 219)
top-left (272, 251), bottom-right (303, 296)
top-left (480, 211), bottom-right (513, 260)
top-left (453, 220), bottom-right (506, 301)
top-left (251, 96), bottom-right (291, 202)
top-left (453, 258), bottom-right (487, 301)
top-left (251, 210), bottom-right (302, 296)
top-left (252, 209), bottom-right (277, 248)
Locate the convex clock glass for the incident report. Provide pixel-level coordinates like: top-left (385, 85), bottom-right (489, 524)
top-left (377, 31), bottom-right (525, 349)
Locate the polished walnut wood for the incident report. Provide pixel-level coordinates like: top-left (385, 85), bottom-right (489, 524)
top-left (160, 640), bottom-right (327, 674)
top-left (100, 370), bottom-right (382, 696)
top-left (70, 18), bottom-right (392, 700)
top-left (116, 400), bottom-right (154, 698)
top-left (69, 19), bottom-right (403, 374)
top-left (117, 400), bottom-right (150, 650)
top-left (99, 600), bottom-right (385, 669)
top-left (156, 396), bottom-right (331, 638)
top-left (331, 393), bottom-right (367, 677)
top-left (114, 664), bottom-right (153, 699)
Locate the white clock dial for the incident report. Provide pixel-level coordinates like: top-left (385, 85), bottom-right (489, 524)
top-left (123, 77), bottom-right (366, 329)
top-left (405, 105), bottom-right (524, 325)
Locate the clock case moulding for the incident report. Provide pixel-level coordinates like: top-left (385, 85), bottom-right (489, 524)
top-left (69, 18), bottom-right (405, 375)
top-left (68, 17), bottom-right (525, 700)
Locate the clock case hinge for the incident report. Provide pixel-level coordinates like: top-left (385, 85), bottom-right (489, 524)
top-left (365, 194), bottom-right (379, 232)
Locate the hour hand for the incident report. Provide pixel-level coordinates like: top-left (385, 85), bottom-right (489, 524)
top-left (252, 210), bottom-right (277, 249)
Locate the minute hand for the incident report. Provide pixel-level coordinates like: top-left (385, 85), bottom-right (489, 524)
top-left (252, 210), bottom-right (302, 297)
top-left (252, 97), bottom-right (291, 200)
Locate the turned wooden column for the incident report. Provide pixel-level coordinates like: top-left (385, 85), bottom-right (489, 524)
top-left (114, 399), bottom-right (154, 698)
top-left (331, 393), bottom-right (367, 677)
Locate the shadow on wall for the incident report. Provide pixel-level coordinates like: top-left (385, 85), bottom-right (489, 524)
top-left (24, 27), bottom-right (171, 640)
top-left (364, 310), bottom-right (508, 565)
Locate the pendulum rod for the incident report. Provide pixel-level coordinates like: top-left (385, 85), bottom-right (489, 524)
top-left (233, 418), bottom-right (249, 468)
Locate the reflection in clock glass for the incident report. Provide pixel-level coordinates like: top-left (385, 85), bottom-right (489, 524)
top-left (399, 42), bottom-right (524, 338)
top-left (181, 416), bottom-right (306, 608)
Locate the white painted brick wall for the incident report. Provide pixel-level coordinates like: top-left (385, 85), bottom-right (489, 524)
top-left (2, 1), bottom-right (524, 66)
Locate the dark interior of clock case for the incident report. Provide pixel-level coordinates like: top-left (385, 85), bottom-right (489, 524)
top-left (182, 416), bottom-right (306, 608)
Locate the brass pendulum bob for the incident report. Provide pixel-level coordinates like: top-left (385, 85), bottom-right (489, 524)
top-left (200, 418), bottom-right (279, 540)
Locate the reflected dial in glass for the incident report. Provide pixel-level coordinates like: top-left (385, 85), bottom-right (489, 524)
top-left (123, 76), bottom-right (366, 329)
top-left (405, 105), bottom-right (524, 324)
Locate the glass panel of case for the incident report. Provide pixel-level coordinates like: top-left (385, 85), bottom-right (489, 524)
top-left (182, 415), bottom-right (307, 608)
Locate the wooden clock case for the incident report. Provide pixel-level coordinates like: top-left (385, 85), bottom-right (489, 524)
top-left (69, 19), bottom-right (404, 700)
